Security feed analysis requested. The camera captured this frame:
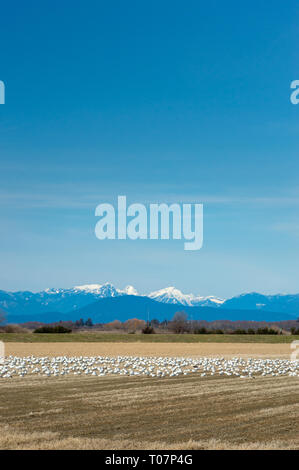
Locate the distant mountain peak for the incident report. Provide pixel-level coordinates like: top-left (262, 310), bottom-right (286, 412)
top-left (74, 284), bottom-right (102, 292)
top-left (148, 286), bottom-right (198, 306)
top-left (121, 285), bottom-right (139, 296)
top-left (43, 288), bottom-right (64, 295)
top-left (73, 282), bottom-right (119, 296)
top-left (72, 282), bottom-right (139, 297)
top-left (203, 296), bottom-right (225, 305)
top-left (148, 286), bottom-right (224, 307)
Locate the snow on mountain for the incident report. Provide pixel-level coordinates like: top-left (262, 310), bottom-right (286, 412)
top-left (121, 285), bottom-right (139, 296)
top-left (147, 286), bottom-right (224, 307)
top-left (44, 288), bottom-right (65, 295)
top-left (72, 283), bottom-right (139, 297)
top-left (73, 282), bottom-right (120, 297)
top-left (71, 284), bottom-right (224, 307)
top-left (195, 296), bottom-right (225, 307)
top-left (42, 283), bottom-right (223, 308)
top-left (2, 283), bottom-right (299, 321)
top-left (148, 286), bottom-right (196, 306)
top-left (73, 284), bottom-right (105, 293)
top-left (0, 282), bottom-right (224, 319)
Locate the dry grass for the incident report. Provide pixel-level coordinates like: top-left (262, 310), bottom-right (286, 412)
top-left (1, 427), bottom-right (297, 450)
top-left (0, 372), bottom-right (298, 449)
top-left (5, 341), bottom-right (294, 358)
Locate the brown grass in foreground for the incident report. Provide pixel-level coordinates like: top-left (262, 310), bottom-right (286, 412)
top-left (1, 428), bottom-right (298, 450)
top-left (0, 373), bottom-right (298, 450)
top-left (5, 341), bottom-right (293, 358)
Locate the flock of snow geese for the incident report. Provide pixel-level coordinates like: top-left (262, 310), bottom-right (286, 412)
top-left (0, 355), bottom-right (298, 379)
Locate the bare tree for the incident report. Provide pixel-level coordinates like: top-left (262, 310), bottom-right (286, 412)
top-left (169, 311), bottom-right (188, 334)
top-left (123, 318), bottom-right (146, 333)
top-left (104, 320), bottom-right (123, 331)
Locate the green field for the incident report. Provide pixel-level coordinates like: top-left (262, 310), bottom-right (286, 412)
top-left (0, 332), bottom-right (298, 343)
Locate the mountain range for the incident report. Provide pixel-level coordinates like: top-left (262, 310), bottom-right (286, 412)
top-left (0, 283), bottom-right (298, 324)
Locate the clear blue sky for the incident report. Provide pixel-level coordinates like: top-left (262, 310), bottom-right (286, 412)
top-left (0, 0), bottom-right (299, 297)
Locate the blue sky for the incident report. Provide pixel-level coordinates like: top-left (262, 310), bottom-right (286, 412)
top-left (0, 0), bottom-right (299, 297)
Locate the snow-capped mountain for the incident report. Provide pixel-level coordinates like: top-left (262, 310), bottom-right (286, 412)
top-left (73, 283), bottom-right (121, 297)
top-left (70, 283), bottom-right (223, 306)
top-left (0, 282), bottom-right (139, 318)
top-left (44, 282), bottom-right (138, 299)
top-left (148, 286), bottom-right (196, 306)
top-left (1, 283), bottom-right (299, 323)
top-left (148, 286), bottom-right (224, 307)
top-left (122, 285), bottom-right (139, 296)
top-left (72, 283), bottom-right (139, 297)
top-left (0, 282), bottom-right (222, 317)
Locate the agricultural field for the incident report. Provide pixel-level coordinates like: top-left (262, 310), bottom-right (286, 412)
top-left (0, 373), bottom-right (298, 450)
top-left (3, 341), bottom-right (296, 358)
top-left (1, 337), bottom-right (298, 450)
top-left (0, 332), bottom-right (298, 343)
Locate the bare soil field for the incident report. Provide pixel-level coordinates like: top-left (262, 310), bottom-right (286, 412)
top-left (5, 341), bottom-right (294, 358)
top-left (2, 341), bottom-right (297, 449)
top-left (0, 373), bottom-right (298, 450)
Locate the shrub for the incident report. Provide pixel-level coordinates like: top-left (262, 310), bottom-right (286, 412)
top-left (34, 325), bottom-right (72, 334)
top-left (290, 328), bottom-right (299, 335)
top-left (194, 327), bottom-right (208, 334)
top-left (256, 328), bottom-right (278, 335)
top-left (142, 325), bottom-right (155, 334)
top-left (268, 328), bottom-right (279, 335)
top-left (1, 324), bottom-right (30, 333)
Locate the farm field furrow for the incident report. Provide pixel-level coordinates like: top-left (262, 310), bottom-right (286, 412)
top-left (0, 373), bottom-right (298, 450)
